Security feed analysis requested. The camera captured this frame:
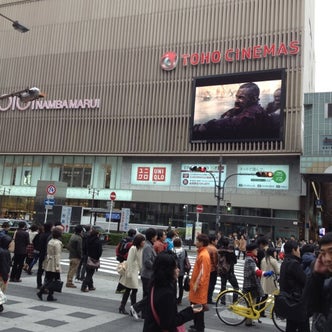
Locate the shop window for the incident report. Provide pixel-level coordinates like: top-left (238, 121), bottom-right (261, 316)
top-left (59, 164), bottom-right (92, 187)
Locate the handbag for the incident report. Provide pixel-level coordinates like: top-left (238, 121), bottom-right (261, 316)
top-left (87, 256), bottom-right (100, 269)
top-left (0, 289), bottom-right (7, 305)
top-left (183, 274), bottom-right (190, 292)
top-left (184, 251), bottom-right (191, 273)
top-left (274, 290), bottom-right (305, 322)
top-left (150, 287), bottom-right (186, 332)
top-left (116, 261), bottom-right (126, 276)
top-left (46, 280), bottom-right (63, 293)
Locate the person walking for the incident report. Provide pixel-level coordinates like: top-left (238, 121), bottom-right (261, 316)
top-left (115, 228), bottom-right (137, 293)
top-left (37, 227), bottom-right (63, 301)
top-left (143, 251), bottom-right (202, 332)
top-left (173, 237), bottom-right (186, 305)
top-left (206, 235), bottom-right (218, 304)
top-left (130, 228), bottom-right (157, 320)
top-left (218, 237), bottom-right (239, 295)
top-left (153, 229), bottom-right (167, 254)
top-left (81, 227), bottom-right (103, 292)
top-left (188, 233), bottom-right (211, 332)
top-left (36, 222), bottom-right (53, 289)
top-left (238, 235), bottom-right (247, 259)
top-left (0, 235), bottom-right (13, 312)
top-left (118, 234), bottom-right (145, 314)
top-left (66, 225), bottom-right (83, 288)
top-left (279, 240), bottom-right (310, 332)
top-left (260, 247), bottom-right (280, 317)
top-left (10, 221), bottom-right (30, 282)
top-left (75, 225), bottom-right (91, 282)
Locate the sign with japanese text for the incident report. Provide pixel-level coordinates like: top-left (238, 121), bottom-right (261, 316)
top-left (180, 164), bottom-right (226, 187)
top-left (237, 165), bottom-right (289, 190)
top-left (131, 164), bottom-right (171, 185)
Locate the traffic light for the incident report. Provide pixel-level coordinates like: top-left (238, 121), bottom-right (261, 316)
top-left (226, 202), bottom-right (232, 212)
top-left (256, 171), bottom-right (273, 177)
top-left (189, 166), bottom-right (207, 172)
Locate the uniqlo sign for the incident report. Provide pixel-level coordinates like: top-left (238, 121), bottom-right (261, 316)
top-left (131, 164), bottom-right (171, 185)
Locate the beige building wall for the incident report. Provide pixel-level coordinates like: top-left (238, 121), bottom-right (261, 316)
top-left (0, 0), bottom-right (314, 156)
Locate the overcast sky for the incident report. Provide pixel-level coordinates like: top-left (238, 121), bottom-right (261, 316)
top-left (315, 0), bottom-right (332, 92)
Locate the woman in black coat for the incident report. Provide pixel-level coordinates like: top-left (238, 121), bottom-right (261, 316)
top-left (143, 251), bottom-right (202, 332)
top-left (81, 228), bottom-right (102, 292)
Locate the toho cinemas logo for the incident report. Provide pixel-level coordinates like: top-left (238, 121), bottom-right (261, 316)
top-left (160, 40), bottom-right (300, 71)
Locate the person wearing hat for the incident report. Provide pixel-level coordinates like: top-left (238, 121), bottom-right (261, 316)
top-left (243, 242), bottom-right (274, 326)
top-left (66, 225), bottom-right (83, 288)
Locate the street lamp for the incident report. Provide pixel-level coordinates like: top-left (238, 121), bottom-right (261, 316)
top-left (0, 13), bottom-right (29, 33)
top-left (88, 186), bottom-right (99, 226)
top-left (0, 87), bottom-right (45, 102)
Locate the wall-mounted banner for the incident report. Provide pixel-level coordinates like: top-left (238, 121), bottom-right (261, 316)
top-left (237, 165), bottom-right (289, 190)
top-left (131, 164), bottom-right (172, 185)
top-left (180, 164), bottom-right (227, 187)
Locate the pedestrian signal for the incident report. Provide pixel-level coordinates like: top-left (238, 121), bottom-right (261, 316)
top-left (226, 202), bottom-right (232, 212)
top-left (256, 171), bottom-right (273, 177)
top-left (189, 166), bottom-right (207, 172)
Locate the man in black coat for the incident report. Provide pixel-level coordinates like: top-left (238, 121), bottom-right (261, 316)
top-left (279, 240), bottom-right (310, 332)
top-left (305, 232), bottom-right (332, 332)
top-left (10, 221), bottom-right (29, 282)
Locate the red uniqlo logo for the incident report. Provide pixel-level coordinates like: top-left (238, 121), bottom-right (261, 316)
top-left (137, 167), bottom-right (150, 181)
top-left (152, 167), bottom-right (166, 182)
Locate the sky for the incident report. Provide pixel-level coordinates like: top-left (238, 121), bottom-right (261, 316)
top-left (315, 0), bottom-right (332, 92)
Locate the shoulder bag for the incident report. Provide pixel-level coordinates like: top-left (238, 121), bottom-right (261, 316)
top-left (150, 286), bottom-right (185, 332)
top-left (116, 261), bottom-right (126, 276)
top-left (184, 250), bottom-right (191, 273)
top-left (86, 256), bottom-right (100, 269)
top-left (274, 290), bottom-right (305, 322)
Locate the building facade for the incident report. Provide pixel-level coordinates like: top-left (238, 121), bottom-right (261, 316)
top-left (0, 0), bottom-right (315, 239)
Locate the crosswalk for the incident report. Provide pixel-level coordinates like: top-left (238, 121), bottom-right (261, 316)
top-left (61, 255), bottom-right (245, 292)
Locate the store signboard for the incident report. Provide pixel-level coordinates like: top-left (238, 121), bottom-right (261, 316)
top-left (237, 165), bottom-right (289, 190)
top-left (131, 164), bottom-right (172, 185)
top-left (180, 164), bottom-right (226, 187)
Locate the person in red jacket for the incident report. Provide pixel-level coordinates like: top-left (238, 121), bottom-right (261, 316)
top-left (188, 233), bottom-right (211, 332)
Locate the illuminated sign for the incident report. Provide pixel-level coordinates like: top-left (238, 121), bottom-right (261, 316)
top-left (131, 164), bottom-right (172, 185)
top-left (161, 40), bottom-right (300, 71)
top-left (0, 97), bottom-right (100, 112)
top-left (237, 165), bottom-right (289, 190)
top-left (180, 164), bottom-right (227, 187)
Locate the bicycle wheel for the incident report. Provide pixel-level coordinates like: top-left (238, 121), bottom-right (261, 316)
top-left (272, 306), bottom-right (286, 332)
top-left (215, 290), bottom-right (249, 326)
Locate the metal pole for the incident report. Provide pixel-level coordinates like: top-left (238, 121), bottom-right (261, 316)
top-left (215, 156), bottom-right (223, 234)
top-left (107, 201), bottom-right (113, 233)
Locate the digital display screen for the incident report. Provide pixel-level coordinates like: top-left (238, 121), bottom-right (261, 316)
top-left (190, 69), bottom-right (286, 143)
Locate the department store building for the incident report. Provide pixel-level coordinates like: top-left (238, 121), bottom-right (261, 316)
top-left (0, 0), bottom-right (315, 239)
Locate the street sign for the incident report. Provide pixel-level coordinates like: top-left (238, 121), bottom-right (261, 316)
top-left (44, 198), bottom-right (55, 206)
top-left (196, 204), bottom-right (203, 213)
top-left (110, 191), bottom-right (116, 201)
top-left (46, 184), bottom-right (57, 195)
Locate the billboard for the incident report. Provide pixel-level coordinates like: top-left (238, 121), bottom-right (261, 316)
top-left (180, 164), bottom-right (226, 187)
top-left (237, 165), bottom-right (289, 190)
top-left (191, 69), bottom-right (286, 143)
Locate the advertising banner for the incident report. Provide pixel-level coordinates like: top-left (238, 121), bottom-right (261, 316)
top-left (131, 164), bottom-right (171, 185)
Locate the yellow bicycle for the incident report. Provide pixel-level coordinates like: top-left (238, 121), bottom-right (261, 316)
top-left (215, 288), bottom-right (286, 331)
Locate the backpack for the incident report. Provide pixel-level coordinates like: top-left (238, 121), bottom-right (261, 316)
top-left (218, 253), bottom-right (231, 275)
top-left (116, 237), bottom-right (132, 262)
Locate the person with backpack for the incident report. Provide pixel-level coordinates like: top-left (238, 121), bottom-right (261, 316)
top-left (115, 229), bottom-right (137, 294)
top-left (218, 237), bottom-right (239, 295)
top-left (173, 237), bottom-right (187, 305)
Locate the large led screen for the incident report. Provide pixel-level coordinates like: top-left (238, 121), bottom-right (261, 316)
top-left (190, 69), bottom-right (286, 143)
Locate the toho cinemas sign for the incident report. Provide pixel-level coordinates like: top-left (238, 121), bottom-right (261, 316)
top-left (160, 40), bottom-right (300, 71)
